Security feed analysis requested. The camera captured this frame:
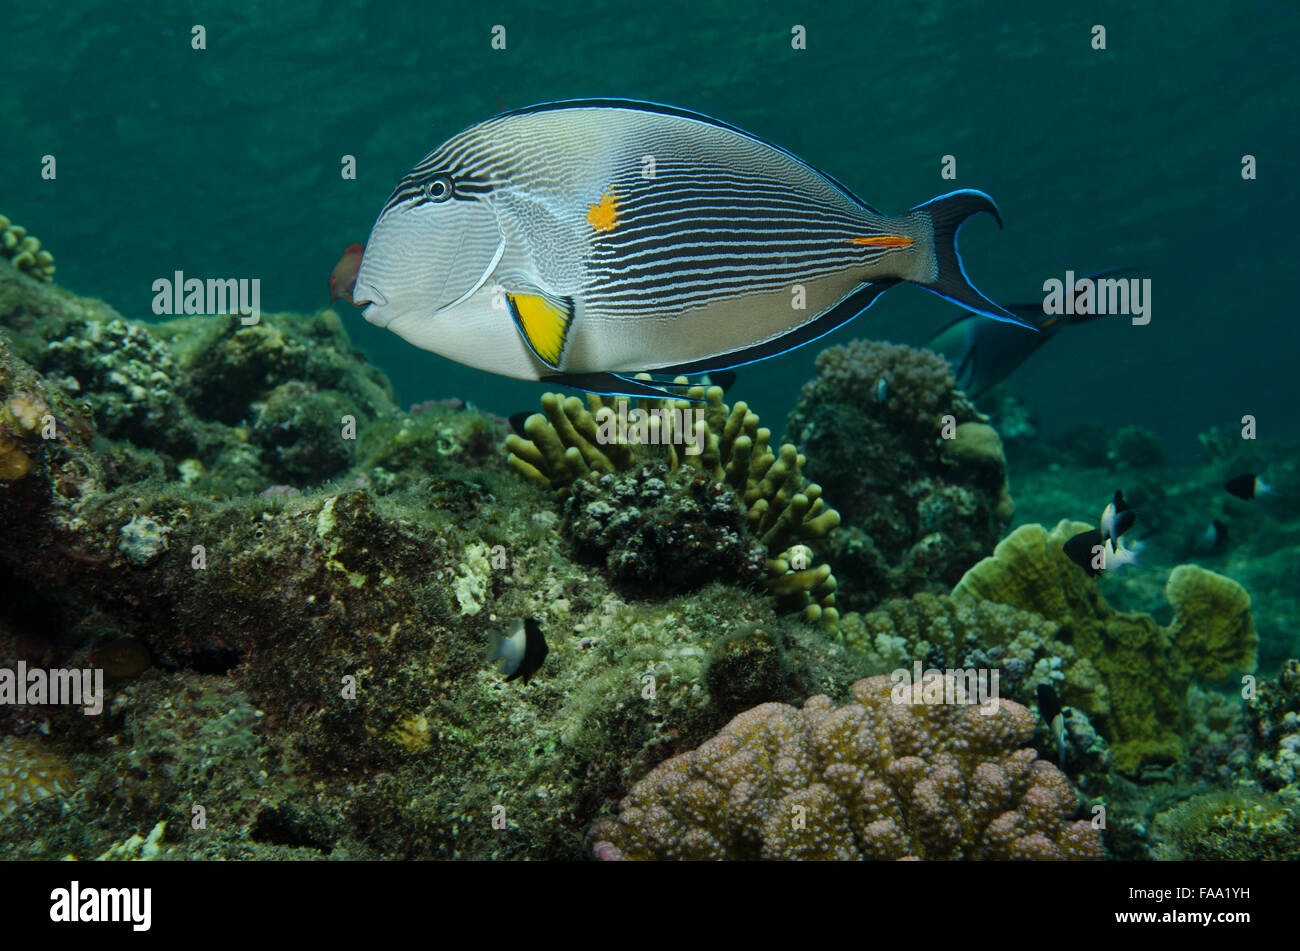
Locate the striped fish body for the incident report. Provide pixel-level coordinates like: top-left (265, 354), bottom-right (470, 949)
top-left (353, 100), bottom-right (1020, 395)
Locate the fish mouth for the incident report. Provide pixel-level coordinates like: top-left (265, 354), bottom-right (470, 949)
top-left (354, 284), bottom-right (389, 324)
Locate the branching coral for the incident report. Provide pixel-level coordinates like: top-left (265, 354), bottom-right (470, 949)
top-left (787, 340), bottom-right (1012, 613)
top-left (507, 380), bottom-right (841, 626)
top-left (0, 215), bottom-right (55, 282)
top-left (952, 520), bottom-right (1258, 773)
top-left (589, 673), bottom-right (1102, 860)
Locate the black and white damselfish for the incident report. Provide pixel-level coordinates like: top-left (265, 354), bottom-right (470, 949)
top-left (346, 99), bottom-right (1025, 397)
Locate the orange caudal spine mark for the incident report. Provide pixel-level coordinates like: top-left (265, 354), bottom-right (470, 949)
top-left (586, 192), bottom-right (619, 233)
top-left (851, 235), bottom-right (914, 248)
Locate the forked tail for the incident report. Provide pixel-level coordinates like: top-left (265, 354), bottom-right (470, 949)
top-left (909, 189), bottom-right (1027, 327)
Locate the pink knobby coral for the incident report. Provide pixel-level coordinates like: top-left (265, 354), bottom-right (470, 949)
top-left (590, 674), bottom-right (1103, 860)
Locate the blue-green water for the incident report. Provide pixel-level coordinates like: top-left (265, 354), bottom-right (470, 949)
top-left (4, 0), bottom-right (1296, 455)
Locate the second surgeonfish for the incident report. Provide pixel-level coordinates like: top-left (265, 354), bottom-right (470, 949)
top-left (925, 268), bottom-right (1133, 398)
top-left (348, 99), bottom-right (1025, 397)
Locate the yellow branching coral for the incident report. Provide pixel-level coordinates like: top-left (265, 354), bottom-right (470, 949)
top-left (506, 378), bottom-right (842, 626)
top-left (589, 674), bottom-right (1103, 860)
top-left (0, 215), bottom-right (56, 282)
top-left (952, 520), bottom-right (1258, 773)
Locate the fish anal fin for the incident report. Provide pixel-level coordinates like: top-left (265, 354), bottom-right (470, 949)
top-left (507, 291), bottom-right (574, 368)
top-left (543, 372), bottom-right (691, 400)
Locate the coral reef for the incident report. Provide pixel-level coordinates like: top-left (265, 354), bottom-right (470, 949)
top-left (952, 520), bottom-right (1258, 773)
top-left (507, 382), bottom-right (840, 626)
top-left (0, 260), bottom-right (883, 860)
top-left (786, 340), bottom-right (1012, 613)
top-left (589, 673), bottom-right (1103, 860)
top-left (0, 216), bottom-right (55, 282)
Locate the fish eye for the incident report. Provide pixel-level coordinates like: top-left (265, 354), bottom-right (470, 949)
top-left (424, 176), bottom-right (453, 202)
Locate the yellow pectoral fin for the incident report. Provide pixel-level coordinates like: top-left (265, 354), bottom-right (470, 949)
top-left (507, 292), bottom-right (575, 368)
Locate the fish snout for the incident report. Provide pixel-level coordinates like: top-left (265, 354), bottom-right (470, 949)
top-left (353, 283), bottom-right (391, 326)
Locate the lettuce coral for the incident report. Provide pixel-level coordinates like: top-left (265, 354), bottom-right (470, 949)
top-left (952, 520), bottom-right (1258, 773)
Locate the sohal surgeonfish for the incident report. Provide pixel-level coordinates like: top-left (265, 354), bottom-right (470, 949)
top-left (925, 267), bottom-right (1134, 398)
top-left (348, 99), bottom-right (1024, 398)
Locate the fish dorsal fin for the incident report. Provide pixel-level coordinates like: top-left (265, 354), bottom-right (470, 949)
top-left (507, 291), bottom-right (575, 368)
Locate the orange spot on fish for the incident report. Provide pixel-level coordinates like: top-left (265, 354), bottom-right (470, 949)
top-left (586, 192), bottom-right (619, 233)
top-left (851, 235), bottom-right (914, 248)
top-left (330, 243), bottom-right (365, 305)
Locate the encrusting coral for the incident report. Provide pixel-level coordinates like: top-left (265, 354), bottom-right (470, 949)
top-left (1245, 658), bottom-right (1300, 794)
top-left (786, 340), bottom-right (1013, 614)
top-left (1151, 788), bottom-right (1300, 861)
top-left (0, 216), bottom-right (55, 282)
top-left (0, 736), bottom-right (76, 820)
top-left (838, 592), bottom-right (1064, 706)
top-left (952, 520), bottom-right (1258, 773)
top-left (589, 673), bottom-right (1103, 860)
top-left (507, 379), bottom-right (841, 627)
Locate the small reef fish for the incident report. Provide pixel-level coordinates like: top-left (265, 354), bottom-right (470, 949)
top-left (329, 243), bottom-right (365, 305)
top-left (1064, 489), bottom-right (1143, 577)
top-left (1224, 473), bottom-right (1271, 501)
top-left (1099, 490), bottom-right (1134, 547)
top-left (1036, 683), bottom-right (1067, 765)
top-left (350, 99), bottom-right (1023, 398)
top-left (489, 617), bottom-right (549, 684)
top-left (925, 267), bottom-right (1133, 397)
top-left (1197, 519), bottom-right (1228, 553)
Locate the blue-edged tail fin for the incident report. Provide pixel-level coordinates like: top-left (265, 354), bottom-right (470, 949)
top-left (910, 189), bottom-right (1027, 327)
